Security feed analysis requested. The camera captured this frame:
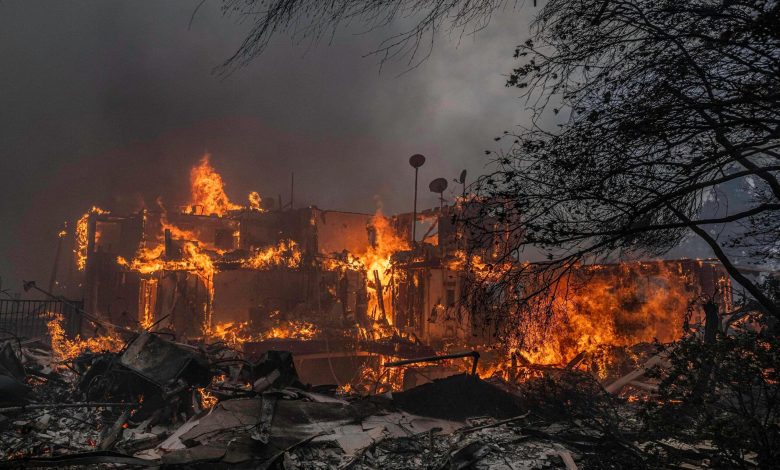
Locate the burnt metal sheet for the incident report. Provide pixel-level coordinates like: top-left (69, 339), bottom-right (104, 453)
top-left (119, 332), bottom-right (207, 388)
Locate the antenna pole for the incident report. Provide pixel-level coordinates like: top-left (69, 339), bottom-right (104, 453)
top-left (412, 167), bottom-right (418, 244)
top-left (408, 154), bottom-right (426, 245)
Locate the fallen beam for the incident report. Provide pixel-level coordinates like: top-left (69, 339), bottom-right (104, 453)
top-left (604, 353), bottom-right (666, 394)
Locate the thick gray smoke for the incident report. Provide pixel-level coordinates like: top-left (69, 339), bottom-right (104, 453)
top-left (0, 1), bottom-right (536, 291)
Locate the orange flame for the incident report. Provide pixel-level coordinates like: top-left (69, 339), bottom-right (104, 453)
top-left (188, 154), bottom-right (242, 216)
top-left (47, 314), bottom-right (124, 364)
top-left (118, 237), bottom-right (217, 332)
top-left (197, 387), bottom-right (218, 408)
top-left (248, 191), bottom-right (265, 212)
top-left (139, 278), bottom-right (158, 329)
top-left (75, 206), bottom-right (109, 271)
top-left (502, 262), bottom-right (699, 377)
top-left (357, 211), bottom-right (410, 324)
top-left (240, 240), bottom-right (302, 269)
top-left (209, 320), bottom-right (319, 347)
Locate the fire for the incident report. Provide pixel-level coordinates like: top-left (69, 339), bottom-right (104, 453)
top-left (348, 354), bottom-right (406, 394)
top-left (188, 154), bottom-right (242, 216)
top-left (197, 387), bottom-right (219, 408)
top-left (120, 240), bottom-right (217, 332)
top-left (117, 241), bottom-right (216, 279)
top-left (357, 211), bottom-right (410, 324)
top-left (320, 252), bottom-right (364, 272)
top-left (47, 314), bottom-right (124, 364)
top-left (509, 262), bottom-right (695, 372)
top-left (240, 240), bottom-right (302, 269)
top-left (75, 206), bottom-right (109, 271)
top-left (139, 278), bottom-right (158, 329)
top-left (209, 321), bottom-right (251, 346)
top-left (266, 320), bottom-right (319, 340)
top-left (447, 250), bottom-right (512, 282)
top-left (248, 191), bottom-right (264, 211)
top-left (209, 320), bottom-right (319, 347)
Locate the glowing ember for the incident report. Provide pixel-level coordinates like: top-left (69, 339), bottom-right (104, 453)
top-left (266, 320), bottom-right (319, 340)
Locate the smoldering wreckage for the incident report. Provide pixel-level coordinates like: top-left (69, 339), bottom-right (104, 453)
top-left (1, 156), bottom-right (771, 469)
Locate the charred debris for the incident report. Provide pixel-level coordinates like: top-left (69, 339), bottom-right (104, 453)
top-left (3, 320), bottom-right (776, 469)
top-left (0, 327), bottom-right (674, 468)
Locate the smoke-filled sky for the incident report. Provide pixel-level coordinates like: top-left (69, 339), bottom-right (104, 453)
top-left (0, 1), bottom-right (539, 290)
top-left (1, 1), bottom-right (722, 294)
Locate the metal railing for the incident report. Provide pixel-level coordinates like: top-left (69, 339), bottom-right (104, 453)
top-left (0, 299), bottom-right (83, 340)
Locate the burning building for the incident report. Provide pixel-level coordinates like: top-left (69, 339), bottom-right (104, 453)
top-left (61, 155), bottom-right (733, 387)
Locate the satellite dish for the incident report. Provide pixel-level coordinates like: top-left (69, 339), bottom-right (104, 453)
top-left (429, 178), bottom-right (448, 194)
top-left (409, 154), bottom-right (426, 168)
top-left (457, 169), bottom-right (467, 184)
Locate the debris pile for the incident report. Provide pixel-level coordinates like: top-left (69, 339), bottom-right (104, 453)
top-left (1, 327), bottom-right (649, 469)
top-left (2, 315), bottom-right (775, 469)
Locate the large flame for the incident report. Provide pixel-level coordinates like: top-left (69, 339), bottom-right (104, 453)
top-left (357, 211), bottom-right (410, 324)
top-left (508, 262), bottom-right (696, 372)
top-left (188, 154), bottom-right (242, 216)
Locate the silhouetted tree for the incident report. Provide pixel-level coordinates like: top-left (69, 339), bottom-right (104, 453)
top-left (217, 0), bottom-right (515, 73)
top-left (466, 0), bottom-right (780, 319)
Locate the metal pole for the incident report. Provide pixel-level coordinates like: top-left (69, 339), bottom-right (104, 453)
top-left (290, 172), bottom-right (295, 210)
top-left (439, 193), bottom-right (445, 257)
top-left (48, 231), bottom-right (65, 292)
top-left (384, 350), bottom-right (481, 375)
top-left (412, 167), bottom-right (418, 244)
